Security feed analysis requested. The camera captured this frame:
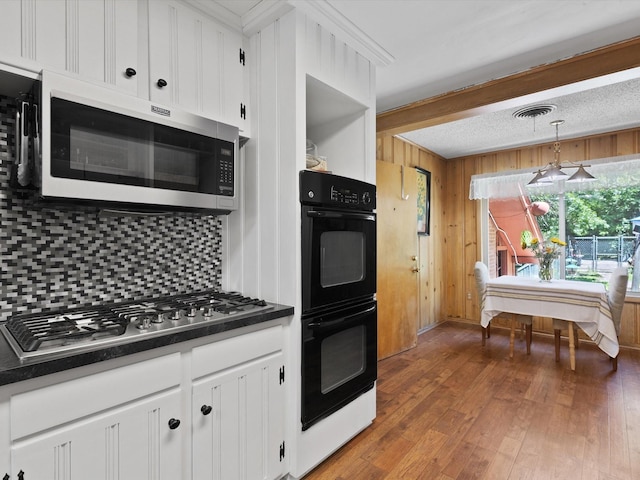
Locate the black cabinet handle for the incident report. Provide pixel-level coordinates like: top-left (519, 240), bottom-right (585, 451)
top-left (157, 78), bottom-right (168, 88)
top-left (4, 473), bottom-right (10, 480)
top-left (125, 67), bottom-right (137, 77)
top-left (201, 405), bottom-right (212, 415)
top-left (168, 418), bottom-right (181, 430)
top-left (17, 471), bottom-right (24, 480)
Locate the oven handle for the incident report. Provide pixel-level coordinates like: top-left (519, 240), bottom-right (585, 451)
top-left (306, 210), bottom-right (375, 222)
top-left (308, 304), bottom-right (376, 331)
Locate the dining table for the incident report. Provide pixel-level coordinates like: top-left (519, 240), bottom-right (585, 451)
top-left (481, 275), bottom-right (618, 370)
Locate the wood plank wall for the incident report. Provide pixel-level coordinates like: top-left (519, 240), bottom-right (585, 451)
top-left (376, 135), bottom-right (446, 332)
top-left (378, 128), bottom-right (640, 349)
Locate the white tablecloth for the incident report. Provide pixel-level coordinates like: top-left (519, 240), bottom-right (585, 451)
top-left (481, 276), bottom-right (618, 357)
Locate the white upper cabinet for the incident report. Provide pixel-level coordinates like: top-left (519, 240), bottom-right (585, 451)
top-left (0, 0), bottom-right (140, 95)
top-left (148, 0), bottom-right (248, 133)
top-left (0, 0), bottom-right (249, 132)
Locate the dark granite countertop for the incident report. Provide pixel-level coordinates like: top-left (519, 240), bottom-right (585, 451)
top-left (0, 303), bottom-right (293, 387)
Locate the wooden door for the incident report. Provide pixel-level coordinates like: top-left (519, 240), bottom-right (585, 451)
top-left (376, 161), bottom-right (419, 359)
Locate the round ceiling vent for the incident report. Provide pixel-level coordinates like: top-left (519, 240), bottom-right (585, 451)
top-left (512, 104), bottom-right (557, 119)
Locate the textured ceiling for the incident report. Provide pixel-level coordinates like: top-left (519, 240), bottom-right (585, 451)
top-left (400, 76), bottom-right (640, 158)
top-left (216, 0), bottom-right (640, 159)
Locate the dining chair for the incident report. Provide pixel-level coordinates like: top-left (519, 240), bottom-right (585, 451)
top-left (553, 266), bottom-right (628, 371)
top-left (474, 261), bottom-right (533, 357)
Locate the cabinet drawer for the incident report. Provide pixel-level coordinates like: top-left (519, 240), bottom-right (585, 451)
top-left (11, 353), bottom-right (181, 440)
top-left (191, 325), bottom-right (283, 379)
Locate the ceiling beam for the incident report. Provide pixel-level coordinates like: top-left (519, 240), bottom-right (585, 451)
top-left (376, 36), bottom-right (640, 137)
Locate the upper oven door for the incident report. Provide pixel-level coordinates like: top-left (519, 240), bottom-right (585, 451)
top-left (301, 205), bottom-right (376, 313)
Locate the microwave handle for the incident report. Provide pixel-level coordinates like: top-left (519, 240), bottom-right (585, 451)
top-left (306, 210), bottom-right (375, 222)
top-left (308, 304), bottom-right (376, 331)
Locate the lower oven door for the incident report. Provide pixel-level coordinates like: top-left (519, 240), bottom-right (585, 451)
top-left (301, 300), bottom-right (377, 431)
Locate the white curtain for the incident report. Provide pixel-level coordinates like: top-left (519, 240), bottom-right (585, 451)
top-left (469, 154), bottom-right (640, 200)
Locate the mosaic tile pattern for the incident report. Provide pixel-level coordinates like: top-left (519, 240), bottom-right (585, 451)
top-left (0, 96), bottom-right (222, 321)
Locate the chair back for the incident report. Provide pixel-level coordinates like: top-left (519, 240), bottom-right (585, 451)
top-left (608, 266), bottom-right (629, 335)
top-left (474, 261), bottom-right (489, 309)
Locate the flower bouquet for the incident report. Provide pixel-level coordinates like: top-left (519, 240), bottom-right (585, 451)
top-left (520, 230), bottom-right (567, 281)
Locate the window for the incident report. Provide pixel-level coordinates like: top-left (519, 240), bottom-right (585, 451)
top-left (472, 155), bottom-right (640, 294)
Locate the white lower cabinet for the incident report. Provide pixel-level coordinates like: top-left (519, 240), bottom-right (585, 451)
top-left (8, 353), bottom-right (184, 480)
top-left (3, 324), bottom-right (287, 480)
top-left (11, 389), bottom-right (182, 480)
top-left (191, 325), bottom-right (286, 480)
top-left (192, 352), bottom-right (285, 480)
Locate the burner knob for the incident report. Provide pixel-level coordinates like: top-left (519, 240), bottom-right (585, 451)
top-left (137, 317), bottom-right (151, 330)
top-left (153, 313), bottom-right (165, 324)
top-left (203, 307), bottom-right (216, 317)
top-left (187, 306), bottom-right (198, 317)
top-left (171, 310), bottom-right (181, 321)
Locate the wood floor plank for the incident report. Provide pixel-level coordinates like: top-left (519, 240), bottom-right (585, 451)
top-left (302, 322), bottom-right (640, 479)
top-left (384, 428), bottom-right (449, 479)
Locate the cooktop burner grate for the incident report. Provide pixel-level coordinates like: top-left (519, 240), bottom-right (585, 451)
top-left (2, 290), bottom-right (272, 357)
top-left (5, 306), bottom-right (127, 353)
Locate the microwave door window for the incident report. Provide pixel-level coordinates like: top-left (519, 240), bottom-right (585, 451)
top-left (69, 127), bottom-right (149, 181)
top-left (153, 144), bottom-right (199, 191)
top-left (320, 230), bottom-right (365, 288)
top-left (52, 98), bottom-right (153, 186)
top-left (153, 124), bottom-right (217, 194)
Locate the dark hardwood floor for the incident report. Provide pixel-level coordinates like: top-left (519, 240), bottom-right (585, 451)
top-left (303, 322), bottom-right (640, 479)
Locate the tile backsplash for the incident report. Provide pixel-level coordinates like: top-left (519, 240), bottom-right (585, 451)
top-left (0, 96), bottom-right (222, 320)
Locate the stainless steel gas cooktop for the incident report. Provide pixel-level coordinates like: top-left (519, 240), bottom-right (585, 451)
top-left (0, 290), bottom-right (273, 360)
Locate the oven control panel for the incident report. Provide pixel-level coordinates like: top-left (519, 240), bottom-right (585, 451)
top-left (300, 170), bottom-right (376, 210)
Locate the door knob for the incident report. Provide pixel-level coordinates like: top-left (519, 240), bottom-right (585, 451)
top-left (412, 267), bottom-right (420, 273)
top-left (411, 255), bottom-right (417, 261)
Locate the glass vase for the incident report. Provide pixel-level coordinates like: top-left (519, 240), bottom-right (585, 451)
top-left (539, 261), bottom-right (553, 282)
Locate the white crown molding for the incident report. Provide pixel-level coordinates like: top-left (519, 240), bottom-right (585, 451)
top-left (286, 0), bottom-right (394, 67)
top-left (241, 1), bottom-right (296, 36)
top-left (184, 0), bottom-right (244, 31)
top-left (182, 1), bottom-right (394, 67)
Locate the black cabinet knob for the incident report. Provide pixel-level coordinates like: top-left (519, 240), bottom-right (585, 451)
top-left (157, 78), bottom-right (168, 88)
top-left (17, 471), bottom-right (24, 480)
top-left (4, 473), bottom-right (10, 480)
top-left (168, 418), bottom-right (181, 430)
top-left (201, 405), bottom-right (212, 415)
top-left (125, 67), bottom-right (137, 77)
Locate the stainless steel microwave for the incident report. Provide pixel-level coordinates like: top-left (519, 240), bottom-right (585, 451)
top-left (15, 70), bottom-right (239, 213)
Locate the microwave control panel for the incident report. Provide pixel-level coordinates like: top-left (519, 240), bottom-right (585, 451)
top-left (217, 142), bottom-right (234, 196)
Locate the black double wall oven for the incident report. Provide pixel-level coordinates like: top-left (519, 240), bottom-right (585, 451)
top-left (300, 170), bottom-right (377, 431)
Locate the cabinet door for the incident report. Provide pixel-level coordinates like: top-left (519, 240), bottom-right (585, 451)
top-left (0, 0), bottom-right (22, 61)
top-left (148, 0), bottom-right (246, 129)
top-left (192, 352), bottom-right (285, 480)
top-left (0, 0), bottom-right (67, 69)
top-left (94, 0), bottom-right (141, 94)
top-left (11, 389), bottom-right (182, 479)
top-left (0, 0), bottom-right (140, 94)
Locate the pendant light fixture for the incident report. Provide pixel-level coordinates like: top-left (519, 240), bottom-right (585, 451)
top-left (528, 120), bottom-right (596, 185)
